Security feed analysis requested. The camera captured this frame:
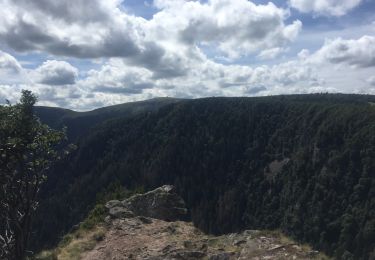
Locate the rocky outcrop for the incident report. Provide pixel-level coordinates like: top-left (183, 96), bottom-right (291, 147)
top-left (82, 218), bottom-right (324, 260)
top-left (81, 185), bottom-right (326, 260)
top-left (105, 185), bottom-right (188, 222)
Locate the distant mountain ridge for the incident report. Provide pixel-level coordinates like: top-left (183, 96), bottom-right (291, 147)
top-left (34, 94), bottom-right (375, 142)
top-left (35, 97), bottom-right (181, 141)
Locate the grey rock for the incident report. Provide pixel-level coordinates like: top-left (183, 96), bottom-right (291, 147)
top-left (121, 185), bottom-right (188, 221)
top-left (104, 216), bottom-right (112, 224)
top-left (109, 207), bottom-right (134, 219)
top-left (105, 200), bottom-right (122, 209)
top-left (137, 216), bottom-right (153, 224)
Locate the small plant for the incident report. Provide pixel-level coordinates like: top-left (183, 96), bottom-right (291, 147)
top-left (59, 234), bottom-right (74, 248)
top-left (80, 204), bottom-right (106, 231)
top-left (33, 250), bottom-right (58, 260)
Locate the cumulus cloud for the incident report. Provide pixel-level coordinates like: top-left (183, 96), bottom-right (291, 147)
top-left (79, 53), bottom-right (322, 103)
top-left (0, 47), bottom-right (340, 110)
top-left (0, 0), bottom-right (301, 65)
top-left (0, 84), bottom-right (23, 104)
top-left (257, 48), bottom-right (286, 60)
top-left (151, 0), bottom-right (302, 59)
top-left (83, 60), bottom-right (154, 94)
top-left (0, 51), bottom-right (22, 73)
top-left (32, 60), bottom-right (78, 85)
top-left (308, 35), bottom-right (375, 67)
top-left (290, 0), bottom-right (362, 16)
top-left (0, 44), bottom-right (326, 110)
top-left (0, 0), bottom-right (147, 58)
top-left (10, 0), bottom-right (119, 24)
top-left (0, 51), bottom-right (26, 84)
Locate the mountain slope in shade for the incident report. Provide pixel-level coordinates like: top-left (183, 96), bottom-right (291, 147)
top-left (32, 94), bottom-right (375, 259)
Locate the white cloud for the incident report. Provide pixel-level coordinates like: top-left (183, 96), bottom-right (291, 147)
top-left (0, 0), bottom-right (301, 65)
top-left (77, 53), bottom-right (322, 105)
top-left (5, 42), bottom-right (372, 111)
top-left (83, 60), bottom-right (154, 94)
top-left (0, 0), bottom-right (150, 59)
top-left (295, 35), bottom-right (375, 94)
top-left (298, 49), bottom-right (310, 60)
top-left (10, 0), bottom-right (121, 24)
top-left (151, 0), bottom-right (302, 59)
top-left (0, 0), bottom-right (306, 103)
top-left (308, 35), bottom-right (375, 67)
top-left (0, 45), bottom-right (336, 110)
top-left (290, 0), bottom-right (362, 16)
top-left (0, 84), bottom-right (23, 104)
top-left (257, 48), bottom-right (286, 60)
top-left (32, 60), bottom-right (79, 85)
top-left (0, 51), bottom-right (26, 84)
top-left (0, 51), bottom-right (22, 73)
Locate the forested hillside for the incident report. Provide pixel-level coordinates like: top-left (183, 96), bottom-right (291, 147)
top-left (33, 94), bottom-right (375, 259)
top-left (34, 97), bottom-right (180, 141)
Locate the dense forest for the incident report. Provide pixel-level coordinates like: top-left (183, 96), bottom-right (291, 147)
top-left (34, 97), bottom-right (180, 141)
top-left (33, 94), bottom-right (375, 259)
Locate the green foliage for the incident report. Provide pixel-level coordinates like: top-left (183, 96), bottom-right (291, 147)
top-left (59, 234), bottom-right (74, 249)
top-left (0, 91), bottom-right (68, 260)
top-left (32, 94), bottom-right (375, 259)
top-left (33, 250), bottom-right (58, 260)
top-left (96, 181), bottom-right (144, 204)
top-left (80, 204), bottom-right (106, 230)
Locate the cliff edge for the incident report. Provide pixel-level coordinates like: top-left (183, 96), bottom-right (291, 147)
top-left (38, 186), bottom-right (329, 260)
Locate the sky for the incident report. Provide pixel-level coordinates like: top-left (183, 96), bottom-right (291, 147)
top-left (0, 0), bottom-right (374, 111)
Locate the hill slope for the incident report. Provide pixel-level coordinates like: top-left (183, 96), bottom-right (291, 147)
top-left (35, 97), bottom-right (181, 141)
top-left (33, 94), bottom-right (375, 259)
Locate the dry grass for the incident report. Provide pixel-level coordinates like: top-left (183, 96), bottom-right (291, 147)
top-left (35, 226), bottom-right (106, 260)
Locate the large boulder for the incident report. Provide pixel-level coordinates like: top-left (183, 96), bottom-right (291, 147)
top-left (122, 185), bottom-right (188, 221)
top-left (105, 185), bottom-right (188, 222)
top-left (108, 207), bottom-right (134, 219)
